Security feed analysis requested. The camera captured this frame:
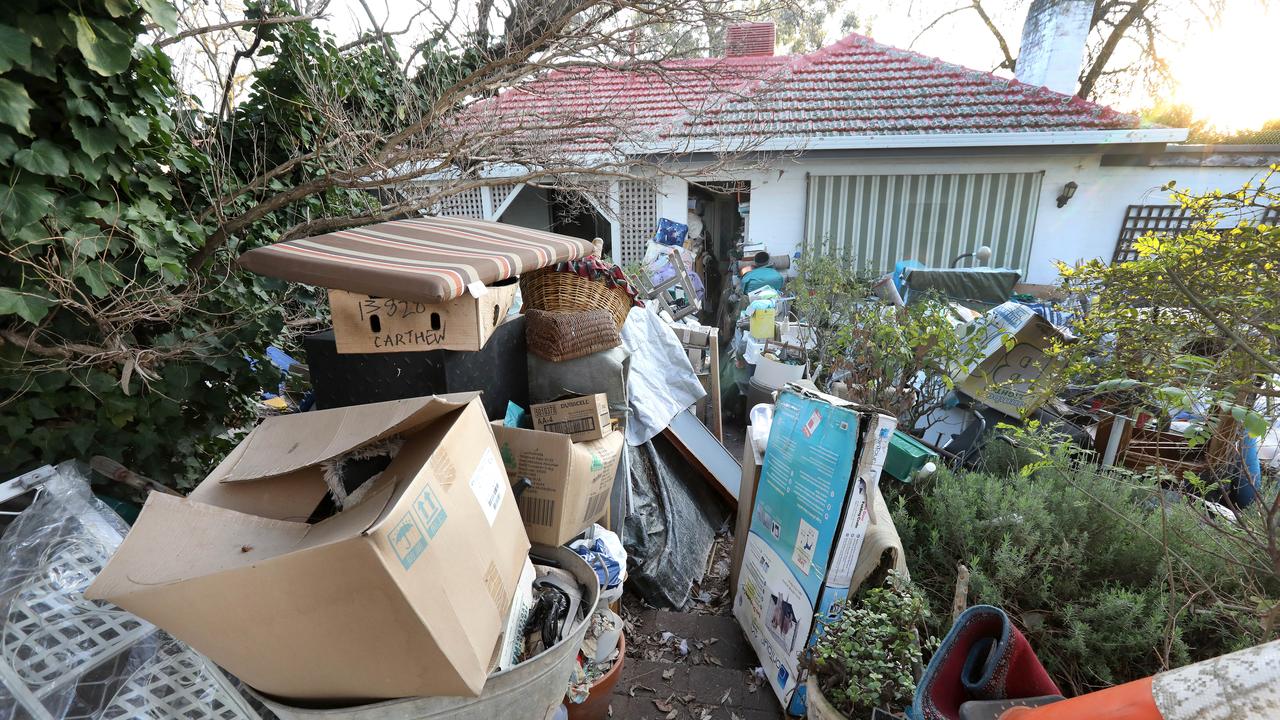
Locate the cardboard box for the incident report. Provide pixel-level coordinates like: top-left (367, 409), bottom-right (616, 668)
top-left (952, 301), bottom-right (1070, 418)
top-left (86, 394), bottom-right (531, 702)
top-left (733, 387), bottom-right (896, 715)
top-left (491, 423), bottom-right (624, 545)
top-left (670, 323), bottom-right (713, 347)
top-left (530, 394), bottom-right (612, 442)
top-left (329, 278), bottom-right (519, 354)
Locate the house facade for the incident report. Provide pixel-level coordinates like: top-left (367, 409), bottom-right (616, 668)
top-left (420, 19), bottom-right (1277, 286)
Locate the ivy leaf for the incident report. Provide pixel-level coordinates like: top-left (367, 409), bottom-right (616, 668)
top-left (74, 261), bottom-right (118, 297)
top-left (0, 182), bottom-right (55, 229)
top-left (1227, 404), bottom-right (1270, 439)
top-left (0, 287), bottom-right (56, 323)
top-left (140, 0), bottom-right (179, 34)
top-left (71, 14), bottom-right (134, 77)
top-left (0, 134), bottom-right (16, 163)
top-left (0, 78), bottom-right (36, 135)
top-left (71, 120), bottom-right (119, 160)
top-left (103, 0), bottom-right (135, 18)
top-left (0, 24), bottom-right (32, 73)
top-left (13, 139), bottom-right (70, 177)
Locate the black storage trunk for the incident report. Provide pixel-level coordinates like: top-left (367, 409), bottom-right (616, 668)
top-left (303, 315), bottom-right (528, 419)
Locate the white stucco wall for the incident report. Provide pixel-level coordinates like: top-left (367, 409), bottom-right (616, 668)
top-left (693, 152), bottom-right (1276, 285)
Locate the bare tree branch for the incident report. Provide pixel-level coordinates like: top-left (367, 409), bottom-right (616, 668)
top-left (153, 14), bottom-right (318, 48)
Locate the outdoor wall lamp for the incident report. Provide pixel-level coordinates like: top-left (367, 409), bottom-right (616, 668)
top-left (950, 245), bottom-right (992, 268)
top-left (1056, 181), bottom-right (1078, 208)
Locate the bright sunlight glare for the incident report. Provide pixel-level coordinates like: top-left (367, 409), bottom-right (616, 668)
top-left (1165, 2), bottom-right (1280, 133)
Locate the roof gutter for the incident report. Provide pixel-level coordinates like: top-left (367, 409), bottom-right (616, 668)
top-left (621, 128), bottom-right (1190, 156)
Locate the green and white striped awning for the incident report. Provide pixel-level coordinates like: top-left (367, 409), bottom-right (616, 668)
top-left (803, 172), bottom-right (1044, 272)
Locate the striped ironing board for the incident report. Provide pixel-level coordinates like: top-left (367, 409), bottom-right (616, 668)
top-left (237, 216), bottom-right (596, 303)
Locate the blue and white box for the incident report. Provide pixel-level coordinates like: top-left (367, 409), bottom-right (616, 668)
top-left (733, 386), bottom-right (897, 715)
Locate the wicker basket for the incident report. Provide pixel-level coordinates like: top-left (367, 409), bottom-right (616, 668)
top-left (526, 309), bottom-right (621, 363)
top-left (520, 267), bottom-right (633, 329)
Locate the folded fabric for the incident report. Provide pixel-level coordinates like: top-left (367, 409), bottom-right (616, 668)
top-left (911, 605), bottom-right (1061, 720)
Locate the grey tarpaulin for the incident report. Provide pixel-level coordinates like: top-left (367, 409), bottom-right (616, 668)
top-left (622, 435), bottom-right (727, 609)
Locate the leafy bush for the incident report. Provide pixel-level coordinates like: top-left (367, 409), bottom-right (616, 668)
top-left (790, 256), bottom-right (984, 425)
top-left (803, 571), bottom-right (930, 718)
top-left (890, 426), bottom-right (1270, 694)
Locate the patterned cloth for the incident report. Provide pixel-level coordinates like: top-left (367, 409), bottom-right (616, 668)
top-left (1152, 639), bottom-right (1280, 720)
top-left (548, 256), bottom-right (646, 307)
top-left (911, 605), bottom-right (1060, 720)
top-left (237, 216), bottom-right (594, 303)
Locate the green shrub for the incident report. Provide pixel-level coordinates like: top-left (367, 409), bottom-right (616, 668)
top-left (891, 434), bottom-right (1267, 694)
top-left (803, 571), bottom-right (931, 718)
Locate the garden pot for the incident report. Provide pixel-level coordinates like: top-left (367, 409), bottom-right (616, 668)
top-left (566, 632), bottom-right (626, 720)
top-left (805, 676), bottom-right (846, 720)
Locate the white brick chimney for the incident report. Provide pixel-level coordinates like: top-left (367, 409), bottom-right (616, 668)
top-left (1015, 0), bottom-right (1092, 95)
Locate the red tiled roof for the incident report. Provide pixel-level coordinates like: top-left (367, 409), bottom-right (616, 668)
top-left (469, 32), bottom-right (1141, 153)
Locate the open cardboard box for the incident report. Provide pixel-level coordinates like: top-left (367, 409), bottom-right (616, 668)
top-left (329, 278), bottom-right (519, 354)
top-left (86, 394), bottom-right (530, 703)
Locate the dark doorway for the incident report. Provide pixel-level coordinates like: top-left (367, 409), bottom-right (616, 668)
top-left (549, 189), bottom-right (613, 257)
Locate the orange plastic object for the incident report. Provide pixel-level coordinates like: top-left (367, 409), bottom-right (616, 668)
top-left (1000, 678), bottom-right (1160, 720)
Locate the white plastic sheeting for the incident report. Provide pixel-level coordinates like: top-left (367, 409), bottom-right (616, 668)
top-left (620, 307), bottom-right (705, 446)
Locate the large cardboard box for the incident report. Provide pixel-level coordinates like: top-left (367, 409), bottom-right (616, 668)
top-left (952, 301), bottom-right (1069, 418)
top-left (86, 394), bottom-right (530, 702)
top-left (329, 278), bottom-right (518, 353)
top-left (530, 394), bottom-right (613, 442)
top-left (733, 387), bottom-right (896, 715)
top-left (491, 423), bottom-right (624, 545)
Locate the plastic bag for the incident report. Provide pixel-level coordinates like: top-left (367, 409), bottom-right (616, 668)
top-left (0, 463), bottom-right (261, 720)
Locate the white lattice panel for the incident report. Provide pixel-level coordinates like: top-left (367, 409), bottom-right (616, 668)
top-left (100, 640), bottom-right (258, 720)
top-left (436, 187), bottom-right (486, 218)
top-left (489, 183), bottom-right (519, 214)
top-left (617, 180), bottom-right (658, 266)
top-left (1, 537), bottom-right (151, 690)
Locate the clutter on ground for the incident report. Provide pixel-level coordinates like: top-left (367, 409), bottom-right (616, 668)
top-left (6, 212), bottom-right (1280, 720)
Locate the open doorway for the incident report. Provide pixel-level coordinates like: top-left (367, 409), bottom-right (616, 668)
top-left (687, 181), bottom-right (750, 333)
top-left (548, 189), bottom-right (613, 257)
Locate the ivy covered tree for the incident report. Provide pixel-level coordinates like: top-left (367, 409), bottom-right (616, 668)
top-left (0, 0), bottom-right (789, 488)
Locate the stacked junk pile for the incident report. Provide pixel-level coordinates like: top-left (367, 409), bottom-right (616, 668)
top-left (1, 217), bottom-right (1278, 720)
top-left (0, 216), bottom-right (739, 720)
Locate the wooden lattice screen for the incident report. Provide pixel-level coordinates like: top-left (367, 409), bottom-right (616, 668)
top-left (617, 180), bottom-right (658, 266)
top-left (1113, 204), bottom-right (1197, 263)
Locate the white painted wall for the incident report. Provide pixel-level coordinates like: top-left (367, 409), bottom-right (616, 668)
top-left (734, 152), bottom-right (1274, 285)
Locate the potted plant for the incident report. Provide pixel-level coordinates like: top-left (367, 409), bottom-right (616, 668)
top-left (802, 571), bottom-right (931, 719)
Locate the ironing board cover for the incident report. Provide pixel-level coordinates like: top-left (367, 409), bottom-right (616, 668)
top-left (237, 216), bottom-right (595, 303)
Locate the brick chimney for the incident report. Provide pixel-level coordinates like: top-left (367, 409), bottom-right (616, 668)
top-left (1015, 0), bottom-right (1091, 95)
top-left (725, 22), bottom-right (776, 57)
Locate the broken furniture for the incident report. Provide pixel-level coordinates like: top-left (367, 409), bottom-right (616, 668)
top-left (636, 245), bottom-right (702, 321)
top-left (670, 322), bottom-right (723, 441)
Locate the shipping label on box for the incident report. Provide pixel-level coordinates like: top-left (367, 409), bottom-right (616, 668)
top-left (952, 301), bottom-right (1069, 418)
top-left (530, 393), bottom-right (612, 442)
top-left (491, 423), bottom-right (624, 546)
top-left (329, 279), bottom-right (518, 354)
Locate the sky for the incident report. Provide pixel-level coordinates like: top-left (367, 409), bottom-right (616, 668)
top-left (317, 0), bottom-right (1280, 132)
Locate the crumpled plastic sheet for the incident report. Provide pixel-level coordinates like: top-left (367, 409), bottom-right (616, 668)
top-left (621, 307), bottom-right (706, 446)
top-left (0, 462), bottom-right (262, 720)
top-left (622, 437), bottom-right (725, 610)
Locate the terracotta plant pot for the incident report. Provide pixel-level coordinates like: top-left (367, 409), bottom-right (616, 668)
top-left (806, 675), bottom-right (847, 720)
top-left (566, 632), bottom-right (626, 720)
